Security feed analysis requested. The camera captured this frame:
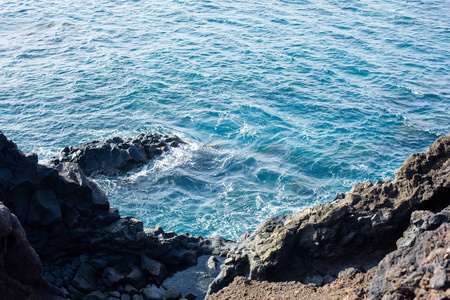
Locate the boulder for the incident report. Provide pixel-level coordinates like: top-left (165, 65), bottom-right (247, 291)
top-left (85, 290), bottom-right (108, 300)
top-left (72, 263), bottom-right (98, 292)
top-left (126, 267), bottom-right (145, 289)
top-left (141, 255), bottom-right (167, 285)
top-left (207, 256), bottom-right (219, 270)
top-left (165, 288), bottom-right (182, 300)
top-left (124, 283), bottom-right (138, 296)
top-left (185, 292), bottom-right (197, 300)
top-left (103, 267), bottom-right (125, 286)
top-left (27, 189), bottom-right (62, 226)
top-left (140, 285), bottom-right (165, 300)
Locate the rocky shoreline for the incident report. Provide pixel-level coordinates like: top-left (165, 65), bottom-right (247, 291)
top-left (1, 131), bottom-right (449, 299)
top-left (207, 133), bottom-right (450, 299)
top-left (0, 132), bottom-right (230, 300)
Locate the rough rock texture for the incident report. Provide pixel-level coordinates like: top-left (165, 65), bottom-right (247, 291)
top-left (2, 129), bottom-right (449, 299)
top-left (208, 133), bottom-right (450, 295)
top-left (369, 206), bottom-right (450, 299)
top-left (207, 206), bottom-right (450, 300)
top-left (0, 131), bottom-right (230, 299)
top-left (50, 133), bottom-right (184, 176)
top-left (0, 202), bottom-right (65, 300)
top-left (207, 269), bottom-right (376, 300)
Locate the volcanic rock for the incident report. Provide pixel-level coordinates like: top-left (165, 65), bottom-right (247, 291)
top-left (369, 206), bottom-right (450, 299)
top-left (0, 131), bottom-right (232, 299)
top-left (208, 133), bottom-right (450, 295)
top-left (50, 133), bottom-right (184, 176)
top-left (0, 202), bottom-right (65, 299)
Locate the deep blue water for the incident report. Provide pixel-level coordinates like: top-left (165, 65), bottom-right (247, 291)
top-left (0, 0), bottom-right (449, 239)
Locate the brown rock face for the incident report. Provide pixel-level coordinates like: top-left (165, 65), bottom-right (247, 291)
top-left (369, 207), bottom-right (450, 299)
top-left (208, 133), bottom-right (450, 295)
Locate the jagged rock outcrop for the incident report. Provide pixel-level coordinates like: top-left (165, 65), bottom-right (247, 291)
top-left (208, 133), bottom-right (450, 295)
top-left (207, 205), bottom-right (450, 300)
top-left (0, 202), bottom-right (65, 300)
top-left (369, 206), bottom-right (450, 299)
top-left (0, 131), bottom-right (230, 299)
top-left (50, 133), bottom-right (184, 176)
top-left (0, 131), bottom-right (110, 257)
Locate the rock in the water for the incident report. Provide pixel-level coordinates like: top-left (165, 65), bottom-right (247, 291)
top-left (50, 133), bottom-right (184, 176)
top-left (207, 256), bottom-right (219, 270)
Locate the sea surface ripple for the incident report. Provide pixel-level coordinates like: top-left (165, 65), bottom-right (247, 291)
top-left (0, 0), bottom-right (449, 238)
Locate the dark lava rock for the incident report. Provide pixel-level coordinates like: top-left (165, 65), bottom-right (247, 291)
top-left (141, 255), bottom-right (167, 285)
top-left (85, 290), bottom-right (108, 300)
top-left (165, 288), bottom-right (182, 300)
top-left (124, 283), bottom-right (138, 296)
top-left (50, 133), bottom-right (184, 176)
top-left (103, 267), bottom-right (125, 286)
top-left (0, 201), bottom-right (65, 300)
top-left (126, 267), bottom-right (145, 289)
top-left (140, 285), bottom-right (165, 300)
top-left (208, 133), bottom-right (450, 295)
top-left (185, 292), bottom-right (197, 300)
top-left (0, 131), bottom-right (232, 299)
top-left (72, 263), bottom-right (98, 292)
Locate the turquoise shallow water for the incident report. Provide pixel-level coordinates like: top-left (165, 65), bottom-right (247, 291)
top-left (0, 0), bottom-right (449, 239)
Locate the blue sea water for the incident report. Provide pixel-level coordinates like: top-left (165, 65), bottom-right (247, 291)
top-left (0, 0), bottom-right (449, 239)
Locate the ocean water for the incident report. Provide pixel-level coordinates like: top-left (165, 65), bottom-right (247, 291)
top-left (0, 0), bottom-right (449, 239)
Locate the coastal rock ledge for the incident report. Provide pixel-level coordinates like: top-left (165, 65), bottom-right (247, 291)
top-left (50, 133), bottom-right (184, 176)
top-left (207, 133), bottom-right (450, 299)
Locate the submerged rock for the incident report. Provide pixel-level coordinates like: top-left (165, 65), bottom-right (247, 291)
top-left (50, 133), bottom-right (184, 176)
